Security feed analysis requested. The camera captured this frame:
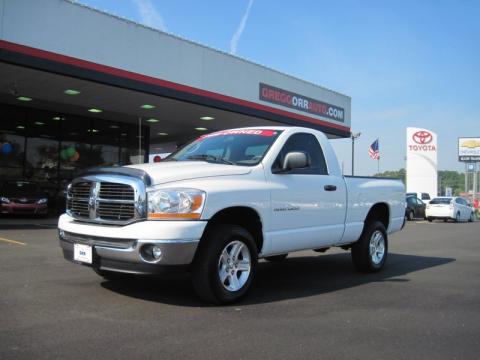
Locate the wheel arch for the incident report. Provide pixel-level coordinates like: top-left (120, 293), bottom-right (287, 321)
top-left (203, 206), bottom-right (264, 253)
top-left (363, 202), bottom-right (390, 230)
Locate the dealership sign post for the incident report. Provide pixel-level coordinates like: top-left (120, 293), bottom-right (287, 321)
top-left (459, 138), bottom-right (480, 201)
top-left (406, 127), bottom-right (438, 198)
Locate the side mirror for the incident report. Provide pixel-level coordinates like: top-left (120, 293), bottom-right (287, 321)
top-left (274, 151), bottom-right (309, 173)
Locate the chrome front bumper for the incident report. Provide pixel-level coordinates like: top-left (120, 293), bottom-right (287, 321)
top-left (59, 230), bottom-right (199, 274)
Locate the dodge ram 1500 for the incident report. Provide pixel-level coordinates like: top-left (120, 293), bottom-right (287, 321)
top-left (59, 126), bottom-right (405, 303)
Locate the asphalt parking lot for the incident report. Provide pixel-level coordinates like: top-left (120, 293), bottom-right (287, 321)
top-left (0, 218), bottom-right (479, 360)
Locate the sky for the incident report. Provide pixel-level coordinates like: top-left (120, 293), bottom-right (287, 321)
top-left (76, 0), bottom-right (480, 175)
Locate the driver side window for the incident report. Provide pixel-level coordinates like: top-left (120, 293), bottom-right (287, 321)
top-left (272, 133), bottom-right (328, 175)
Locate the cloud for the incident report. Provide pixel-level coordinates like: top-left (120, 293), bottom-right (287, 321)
top-left (230, 0), bottom-right (254, 55)
top-left (132, 0), bottom-right (167, 31)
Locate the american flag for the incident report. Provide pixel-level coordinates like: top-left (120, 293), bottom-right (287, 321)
top-left (369, 139), bottom-right (380, 160)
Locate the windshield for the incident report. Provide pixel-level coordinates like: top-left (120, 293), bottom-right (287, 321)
top-left (166, 129), bottom-right (283, 166)
top-left (430, 198), bottom-right (452, 205)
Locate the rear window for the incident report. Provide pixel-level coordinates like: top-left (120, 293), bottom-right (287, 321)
top-left (430, 198), bottom-right (452, 205)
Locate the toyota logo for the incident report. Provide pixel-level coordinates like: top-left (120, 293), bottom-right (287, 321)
top-left (412, 131), bottom-right (433, 144)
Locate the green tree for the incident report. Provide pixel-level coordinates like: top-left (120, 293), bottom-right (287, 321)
top-left (438, 170), bottom-right (465, 196)
top-left (373, 168), bottom-right (465, 196)
top-left (373, 168), bottom-right (406, 184)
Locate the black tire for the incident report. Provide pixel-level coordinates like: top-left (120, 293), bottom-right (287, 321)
top-left (443, 219), bottom-right (448, 222)
top-left (93, 268), bottom-right (130, 281)
top-left (455, 212), bottom-right (460, 223)
top-left (191, 224), bottom-right (258, 304)
top-left (351, 221), bottom-right (388, 273)
top-left (469, 212), bottom-right (474, 223)
top-left (264, 254), bottom-right (288, 262)
top-left (427, 217), bottom-right (433, 222)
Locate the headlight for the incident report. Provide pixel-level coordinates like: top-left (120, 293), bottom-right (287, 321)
top-left (147, 188), bottom-right (205, 220)
top-left (1, 197), bottom-right (10, 204)
top-left (38, 198), bottom-right (48, 205)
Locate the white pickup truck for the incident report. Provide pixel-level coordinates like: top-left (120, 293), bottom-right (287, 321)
top-left (58, 126), bottom-right (405, 303)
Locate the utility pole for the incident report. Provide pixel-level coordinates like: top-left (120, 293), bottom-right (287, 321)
top-left (351, 132), bottom-right (361, 176)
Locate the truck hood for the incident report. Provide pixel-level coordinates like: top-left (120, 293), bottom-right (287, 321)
top-left (127, 161), bottom-right (252, 185)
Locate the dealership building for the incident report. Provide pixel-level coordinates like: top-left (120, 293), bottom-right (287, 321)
top-left (0, 0), bottom-right (351, 203)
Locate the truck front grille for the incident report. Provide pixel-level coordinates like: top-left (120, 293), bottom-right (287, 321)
top-left (67, 182), bottom-right (91, 218)
top-left (99, 182), bottom-right (135, 200)
top-left (66, 175), bottom-right (146, 225)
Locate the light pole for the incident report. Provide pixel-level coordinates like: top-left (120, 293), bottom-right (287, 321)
top-left (351, 132), bottom-right (361, 176)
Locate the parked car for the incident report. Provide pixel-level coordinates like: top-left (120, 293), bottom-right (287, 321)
top-left (58, 126), bottom-right (405, 304)
top-left (405, 196), bottom-right (426, 221)
top-left (406, 192), bottom-right (431, 204)
top-left (426, 197), bottom-right (475, 223)
top-left (0, 180), bottom-right (49, 216)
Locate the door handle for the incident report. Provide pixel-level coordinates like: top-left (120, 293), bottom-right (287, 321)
top-left (324, 185), bottom-right (337, 191)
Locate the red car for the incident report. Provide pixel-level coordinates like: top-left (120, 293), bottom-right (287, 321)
top-left (0, 181), bottom-right (49, 216)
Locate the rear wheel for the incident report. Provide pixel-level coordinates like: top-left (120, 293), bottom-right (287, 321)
top-left (191, 224), bottom-right (258, 304)
top-left (427, 217), bottom-right (433, 222)
top-left (351, 221), bottom-right (388, 273)
top-left (455, 212), bottom-right (460, 222)
top-left (264, 254), bottom-right (288, 262)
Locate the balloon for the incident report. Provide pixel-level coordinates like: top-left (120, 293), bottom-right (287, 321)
top-left (1, 143), bottom-right (12, 155)
top-left (60, 149), bottom-right (68, 160)
top-left (66, 147), bottom-right (76, 158)
top-left (70, 151), bottom-right (80, 162)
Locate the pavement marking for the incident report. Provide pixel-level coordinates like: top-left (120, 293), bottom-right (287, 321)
top-left (0, 237), bottom-right (27, 246)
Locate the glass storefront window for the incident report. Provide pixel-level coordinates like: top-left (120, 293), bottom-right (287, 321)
top-left (0, 134), bottom-right (25, 168)
top-left (0, 167), bottom-right (23, 181)
top-left (25, 137), bottom-right (59, 170)
top-left (91, 119), bottom-right (120, 166)
top-left (0, 103), bottom-right (149, 211)
top-left (0, 106), bottom-right (27, 168)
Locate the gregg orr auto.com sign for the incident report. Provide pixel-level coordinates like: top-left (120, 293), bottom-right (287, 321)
top-left (259, 83), bottom-right (345, 122)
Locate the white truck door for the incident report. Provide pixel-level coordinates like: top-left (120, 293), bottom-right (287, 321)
top-left (265, 132), bottom-right (347, 254)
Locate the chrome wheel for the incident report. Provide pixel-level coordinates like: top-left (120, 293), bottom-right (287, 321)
top-left (218, 240), bottom-right (251, 292)
top-left (369, 230), bottom-right (385, 265)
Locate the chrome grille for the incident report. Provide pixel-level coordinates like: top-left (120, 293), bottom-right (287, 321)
top-left (99, 182), bottom-right (134, 201)
top-left (11, 198), bottom-right (37, 204)
top-left (66, 175), bottom-right (146, 225)
top-left (67, 182), bottom-right (91, 218)
top-left (97, 203), bottom-right (135, 221)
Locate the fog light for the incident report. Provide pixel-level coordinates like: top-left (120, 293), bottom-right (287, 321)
top-left (152, 246), bottom-right (162, 260)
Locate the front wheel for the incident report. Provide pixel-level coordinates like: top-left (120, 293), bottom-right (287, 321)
top-left (427, 217), bottom-right (433, 222)
top-left (191, 224), bottom-right (258, 304)
top-left (351, 221), bottom-right (388, 273)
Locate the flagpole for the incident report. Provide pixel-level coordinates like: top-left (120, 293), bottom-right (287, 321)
top-left (378, 138), bottom-right (380, 174)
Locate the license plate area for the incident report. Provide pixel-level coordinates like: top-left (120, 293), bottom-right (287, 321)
top-left (74, 243), bottom-right (92, 264)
